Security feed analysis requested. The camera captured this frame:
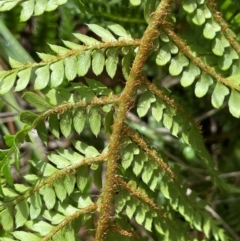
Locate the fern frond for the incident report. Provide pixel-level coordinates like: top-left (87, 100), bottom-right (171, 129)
top-left (0, 0), bottom-right (67, 21)
top-left (0, 0), bottom-right (239, 241)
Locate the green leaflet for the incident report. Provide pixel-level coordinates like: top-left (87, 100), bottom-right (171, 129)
top-left (104, 110), bottom-right (114, 135)
top-left (73, 108), bottom-right (86, 134)
top-left (0, 72), bottom-right (17, 95)
top-left (156, 45), bottom-right (171, 66)
top-left (72, 140), bottom-right (89, 154)
top-left (12, 231), bottom-right (40, 241)
top-left (71, 192), bottom-right (93, 209)
top-left (149, 172), bottom-right (159, 191)
top-left (48, 44), bottom-right (69, 55)
top-left (37, 52), bottom-right (56, 61)
top-left (29, 192), bottom-right (42, 219)
top-left (160, 181), bottom-right (170, 199)
top-left (34, 161), bottom-right (58, 177)
top-left (20, 0), bottom-right (34, 22)
top-left (180, 63), bottom-right (200, 87)
top-left (14, 184), bottom-right (29, 193)
top-left (48, 154), bottom-right (71, 168)
top-left (9, 57), bottom-right (24, 69)
top-left (77, 50), bottom-right (91, 76)
top-left (45, 88), bottom-right (71, 105)
top-left (15, 200), bottom-right (29, 228)
top-left (64, 56), bottom-right (77, 81)
top-left (2, 162), bottom-right (14, 187)
top-left (195, 73), bottom-right (213, 98)
top-left (24, 174), bottom-right (38, 185)
top-left (152, 98), bottom-right (166, 122)
top-left (29, 220), bottom-right (53, 236)
top-left (3, 135), bottom-right (15, 148)
top-left (227, 74), bottom-right (240, 85)
top-left (64, 224), bottom-right (75, 241)
top-left (107, 24), bottom-right (131, 39)
top-left (15, 67), bottom-right (32, 91)
top-left (169, 53), bottom-right (189, 76)
top-left (121, 143), bottom-right (139, 170)
top-left (74, 33), bottom-right (100, 45)
top-left (203, 20), bottom-right (221, 39)
top-left (115, 190), bottom-right (130, 213)
top-left (122, 49), bottom-right (134, 80)
top-left (0, 206), bottom-right (14, 231)
top-left (202, 215), bottom-right (211, 238)
top-left (229, 48), bottom-right (239, 60)
top-left (87, 24), bottom-right (116, 42)
top-left (53, 179), bottom-right (67, 202)
top-left (43, 210), bottom-right (65, 225)
top-left (137, 91), bottom-right (156, 117)
top-left (34, 0), bottom-right (48, 16)
top-left (85, 146), bottom-right (99, 158)
top-left (142, 163), bottom-right (154, 185)
top-left (105, 48), bottom-right (119, 79)
top-left (86, 78), bottom-right (111, 96)
top-left (56, 149), bottom-right (84, 165)
top-left (130, 0), bottom-right (141, 6)
top-left (193, 211), bottom-right (202, 231)
top-left (135, 205), bottom-right (146, 225)
top-left (0, 0), bottom-right (21, 11)
top-left (34, 65), bottom-right (50, 90)
top-left (60, 111), bottom-right (73, 137)
top-left (160, 32), bottom-right (169, 42)
top-left (126, 197), bottom-right (137, 219)
top-left (218, 50), bottom-right (233, 71)
top-left (212, 34), bottom-right (229, 56)
top-left (3, 0), bottom-right (68, 21)
top-left (50, 60), bottom-right (64, 87)
top-left (63, 40), bottom-right (83, 50)
top-left (192, 7), bottom-right (207, 26)
top-left (132, 153), bottom-right (145, 176)
top-left (49, 114), bottom-right (60, 138)
top-left (64, 175), bottom-right (76, 196)
top-left (169, 42), bottom-right (179, 54)
top-left (211, 82), bottom-right (229, 108)
top-left (36, 120), bottom-right (48, 145)
top-left (163, 108), bottom-right (175, 130)
top-left (92, 50), bottom-right (105, 76)
top-left (89, 106), bottom-right (101, 136)
top-left (182, 0), bottom-right (197, 13)
top-left (172, 117), bottom-right (181, 137)
top-left (46, 0), bottom-right (67, 11)
top-left (22, 92), bottom-right (52, 112)
top-left (2, 187), bottom-right (18, 200)
top-left (76, 166), bottom-right (89, 192)
top-left (144, 212), bottom-right (153, 231)
top-left (40, 185), bottom-right (56, 210)
top-left (229, 89), bottom-right (240, 118)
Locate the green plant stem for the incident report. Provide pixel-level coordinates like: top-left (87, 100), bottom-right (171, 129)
top-left (95, 1), bottom-right (172, 240)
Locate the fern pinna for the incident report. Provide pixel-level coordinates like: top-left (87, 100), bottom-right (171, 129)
top-left (0, 0), bottom-right (240, 241)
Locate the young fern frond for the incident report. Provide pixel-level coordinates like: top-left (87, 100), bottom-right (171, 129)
top-left (0, 0), bottom-right (239, 241)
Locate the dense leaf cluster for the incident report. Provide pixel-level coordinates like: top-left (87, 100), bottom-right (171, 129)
top-left (0, 0), bottom-right (240, 241)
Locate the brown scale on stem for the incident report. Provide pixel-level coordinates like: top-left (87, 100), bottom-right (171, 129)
top-left (94, 1), bottom-right (174, 240)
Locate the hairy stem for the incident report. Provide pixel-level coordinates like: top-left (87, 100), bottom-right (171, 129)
top-left (95, 0), bottom-right (172, 240)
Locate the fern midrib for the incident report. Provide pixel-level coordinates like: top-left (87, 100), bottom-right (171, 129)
top-left (95, 0), bottom-right (173, 240)
top-left (164, 27), bottom-right (240, 92)
top-left (207, 0), bottom-right (240, 56)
